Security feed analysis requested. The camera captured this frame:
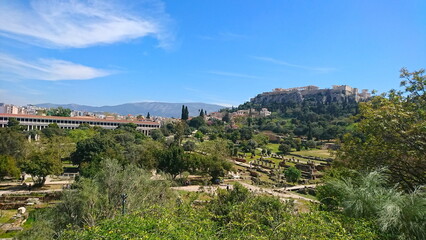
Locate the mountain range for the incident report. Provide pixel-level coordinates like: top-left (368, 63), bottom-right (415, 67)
top-left (35, 102), bottom-right (225, 118)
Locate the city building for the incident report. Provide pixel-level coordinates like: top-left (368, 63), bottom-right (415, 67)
top-left (0, 114), bottom-right (160, 135)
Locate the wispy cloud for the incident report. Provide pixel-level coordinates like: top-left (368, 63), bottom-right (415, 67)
top-left (0, 53), bottom-right (112, 81)
top-left (252, 56), bottom-right (336, 73)
top-left (208, 71), bottom-right (261, 80)
top-left (0, 0), bottom-right (173, 48)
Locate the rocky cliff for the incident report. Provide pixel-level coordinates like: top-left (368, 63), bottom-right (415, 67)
top-left (250, 85), bottom-right (370, 105)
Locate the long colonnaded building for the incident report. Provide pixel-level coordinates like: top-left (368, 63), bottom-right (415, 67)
top-left (0, 113), bottom-right (160, 135)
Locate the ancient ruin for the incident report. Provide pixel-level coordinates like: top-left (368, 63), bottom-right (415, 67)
top-left (250, 85), bottom-right (371, 105)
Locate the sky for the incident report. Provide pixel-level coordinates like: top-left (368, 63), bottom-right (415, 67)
top-left (0, 0), bottom-right (425, 107)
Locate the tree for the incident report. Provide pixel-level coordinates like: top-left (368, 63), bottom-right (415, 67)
top-left (194, 131), bottom-right (204, 141)
top-left (337, 69), bottom-right (426, 190)
top-left (42, 123), bottom-right (65, 138)
top-left (146, 112), bottom-right (150, 119)
top-left (198, 139), bottom-right (232, 158)
top-left (306, 140), bottom-right (316, 149)
top-left (150, 129), bottom-right (164, 141)
top-left (7, 117), bottom-right (21, 128)
top-left (47, 107), bottom-right (71, 117)
top-left (181, 105), bottom-right (189, 120)
top-left (253, 133), bottom-right (269, 147)
top-left (222, 112), bottom-right (230, 123)
top-left (199, 155), bottom-right (232, 182)
top-left (21, 151), bottom-right (62, 186)
top-left (68, 128), bottom-right (96, 143)
top-left (70, 134), bottom-right (123, 177)
top-left (0, 128), bottom-right (28, 160)
top-left (278, 143), bottom-right (291, 155)
top-left (0, 155), bottom-right (20, 180)
top-left (188, 116), bottom-right (205, 129)
top-left (157, 146), bottom-right (188, 179)
top-left (183, 141), bottom-right (196, 152)
top-left (284, 166), bottom-right (301, 183)
top-left (173, 121), bottom-right (185, 144)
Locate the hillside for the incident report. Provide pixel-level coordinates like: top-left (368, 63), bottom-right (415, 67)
top-left (36, 102), bottom-right (225, 118)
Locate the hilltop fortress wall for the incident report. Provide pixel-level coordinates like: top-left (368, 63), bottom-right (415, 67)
top-left (250, 85), bottom-right (371, 105)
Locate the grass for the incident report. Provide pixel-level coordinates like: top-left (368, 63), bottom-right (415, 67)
top-left (293, 192), bottom-right (318, 201)
top-left (0, 209), bottom-right (16, 224)
top-left (266, 143), bottom-right (280, 153)
top-left (291, 149), bottom-right (332, 158)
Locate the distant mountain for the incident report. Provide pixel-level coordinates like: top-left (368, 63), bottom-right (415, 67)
top-left (35, 102), bottom-right (225, 118)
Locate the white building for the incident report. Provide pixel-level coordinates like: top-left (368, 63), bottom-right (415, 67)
top-left (0, 114), bottom-right (160, 135)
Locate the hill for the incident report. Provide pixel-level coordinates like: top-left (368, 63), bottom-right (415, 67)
top-left (36, 102), bottom-right (225, 118)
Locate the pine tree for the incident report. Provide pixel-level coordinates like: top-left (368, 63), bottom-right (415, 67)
top-left (147, 112), bottom-right (150, 119)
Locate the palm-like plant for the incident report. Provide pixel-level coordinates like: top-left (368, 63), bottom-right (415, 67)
top-left (322, 169), bottom-right (426, 239)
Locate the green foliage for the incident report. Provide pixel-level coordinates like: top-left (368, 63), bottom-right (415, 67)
top-left (237, 94), bottom-right (358, 140)
top-left (18, 159), bottom-right (174, 238)
top-left (318, 169), bottom-right (426, 239)
top-left (68, 128), bottom-right (97, 143)
top-left (253, 133), bottom-right (269, 147)
top-left (150, 129), bottom-right (164, 141)
top-left (337, 69), bottom-right (426, 190)
top-left (70, 133), bottom-right (122, 167)
top-left (59, 206), bottom-right (216, 240)
top-left (20, 150), bottom-right (63, 186)
top-left (194, 130), bottom-right (204, 141)
top-left (284, 166), bottom-right (301, 183)
top-left (0, 155), bottom-right (20, 179)
top-left (200, 155), bottom-right (232, 181)
top-left (222, 112), bottom-right (230, 123)
top-left (182, 140), bottom-right (196, 152)
top-left (41, 123), bottom-right (65, 138)
top-left (181, 105), bottom-right (189, 120)
top-left (278, 143), bottom-right (291, 154)
top-left (6, 117), bottom-right (22, 130)
top-left (197, 139), bottom-right (232, 158)
top-left (199, 108), bottom-right (205, 117)
top-left (188, 116), bottom-right (205, 129)
top-left (0, 128), bottom-right (28, 160)
top-left (157, 146), bottom-right (187, 179)
top-left (20, 171), bottom-right (384, 240)
top-left (46, 107), bottom-right (71, 117)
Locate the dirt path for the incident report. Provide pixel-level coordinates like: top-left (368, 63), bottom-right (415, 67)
top-left (172, 181), bottom-right (318, 203)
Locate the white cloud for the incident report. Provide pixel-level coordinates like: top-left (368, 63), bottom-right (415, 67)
top-left (0, 0), bottom-right (173, 48)
top-left (208, 71), bottom-right (261, 79)
top-left (0, 53), bottom-right (112, 81)
top-left (252, 56), bottom-right (336, 73)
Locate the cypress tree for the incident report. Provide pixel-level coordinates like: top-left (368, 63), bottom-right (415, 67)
top-left (184, 106), bottom-right (189, 120)
top-left (181, 105), bottom-right (185, 120)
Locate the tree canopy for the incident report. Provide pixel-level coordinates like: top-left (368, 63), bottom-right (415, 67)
top-left (336, 68), bottom-right (426, 190)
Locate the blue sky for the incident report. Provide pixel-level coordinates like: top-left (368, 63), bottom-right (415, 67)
top-left (0, 0), bottom-right (425, 107)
